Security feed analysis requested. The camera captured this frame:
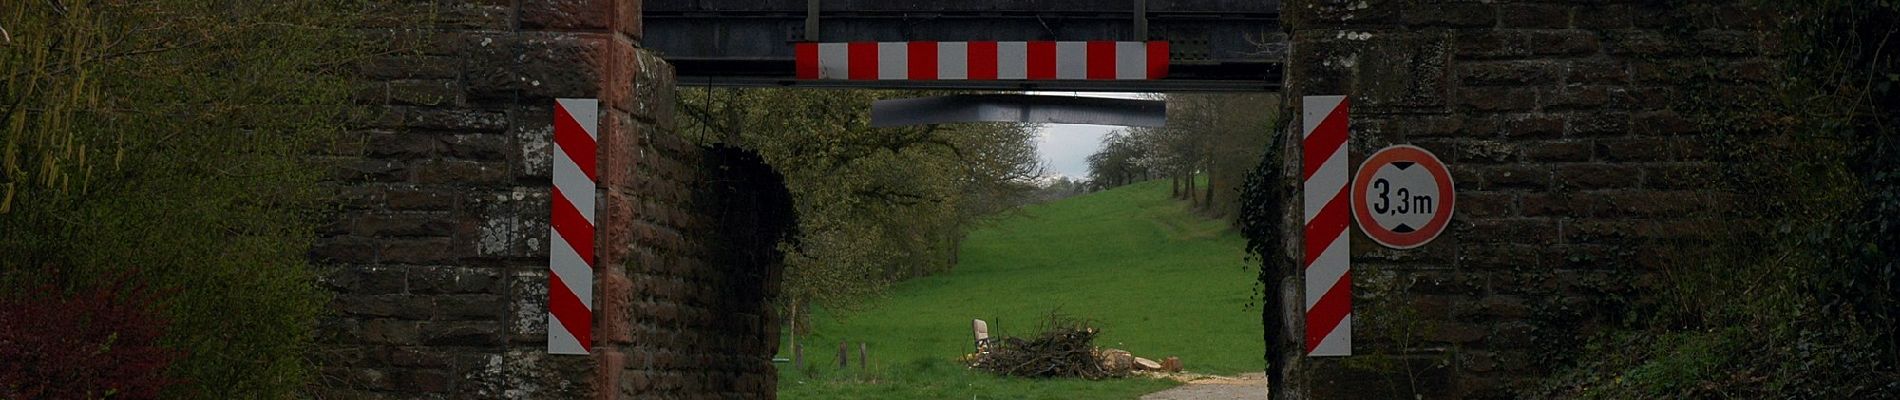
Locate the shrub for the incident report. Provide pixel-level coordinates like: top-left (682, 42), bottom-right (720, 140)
top-left (0, 271), bottom-right (179, 399)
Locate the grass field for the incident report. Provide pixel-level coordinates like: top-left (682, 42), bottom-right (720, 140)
top-left (777, 179), bottom-right (1265, 399)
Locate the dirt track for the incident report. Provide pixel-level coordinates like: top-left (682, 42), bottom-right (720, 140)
top-left (1139, 372), bottom-right (1267, 400)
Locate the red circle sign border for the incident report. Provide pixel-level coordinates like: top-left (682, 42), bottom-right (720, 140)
top-left (1351, 145), bottom-right (1456, 249)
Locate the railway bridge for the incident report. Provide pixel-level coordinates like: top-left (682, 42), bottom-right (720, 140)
top-left (317, 0), bottom-right (1775, 398)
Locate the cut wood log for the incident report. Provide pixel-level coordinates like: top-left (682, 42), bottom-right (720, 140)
top-left (1098, 348), bottom-right (1133, 372)
top-left (1134, 357), bottom-right (1161, 370)
top-left (1161, 356), bottom-right (1183, 372)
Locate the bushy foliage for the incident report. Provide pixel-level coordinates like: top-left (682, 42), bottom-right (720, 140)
top-left (0, 270), bottom-right (179, 399)
top-left (1, 1), bottom-right (369, 397)
top-left (678, 89), bottom-right (1043, 314)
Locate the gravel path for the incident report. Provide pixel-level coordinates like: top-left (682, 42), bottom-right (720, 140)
top-left (1139, 372), bottom-right (1267, 400)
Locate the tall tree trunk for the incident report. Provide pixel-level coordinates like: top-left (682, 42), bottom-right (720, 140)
top-left (1184, 171), bottom-right (1197, 202)
top-left (1172, 175), bottom-right (1181, 197)
top-left (947, 230), bottom-right (962, 267)
top-left (1204, 167), bottom-right (1217, 211)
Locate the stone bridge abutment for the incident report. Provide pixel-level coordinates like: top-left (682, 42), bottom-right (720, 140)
top-left (316, 1), bottom-right (784, 398)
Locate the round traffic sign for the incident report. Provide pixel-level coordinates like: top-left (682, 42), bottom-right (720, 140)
top-left (1351, 145), bottom-right (1455, 249)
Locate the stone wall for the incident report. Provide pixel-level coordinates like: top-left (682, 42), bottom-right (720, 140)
top-left (312, 1), bottom-right (783, 398)
top-left (1271, 0), bottom-right (1777, 398)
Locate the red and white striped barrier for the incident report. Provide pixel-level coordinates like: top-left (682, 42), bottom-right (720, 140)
top-left (1302, 95), bottom-right (1352, 357)
top-left (795, 41), bottom-right (1169, 81)
top-left (549, 98), bottom-right (598, 355)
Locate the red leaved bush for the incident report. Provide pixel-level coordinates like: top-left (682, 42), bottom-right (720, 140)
top-left (0, 272), bottom-right (180, 399)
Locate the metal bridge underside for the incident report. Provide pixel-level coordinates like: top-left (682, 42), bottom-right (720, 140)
top-left (646, 0), bottom-right (1285, 92)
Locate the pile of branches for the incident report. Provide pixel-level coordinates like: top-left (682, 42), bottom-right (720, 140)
top-left (970, 313), bottom-right (1124, 380)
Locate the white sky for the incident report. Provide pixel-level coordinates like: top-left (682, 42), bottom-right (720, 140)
top-left (1028, 91), bottom-right (1152, 179)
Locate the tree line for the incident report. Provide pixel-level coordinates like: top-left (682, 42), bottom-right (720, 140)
top-left (1086, 93), bottom-right (1283, 218)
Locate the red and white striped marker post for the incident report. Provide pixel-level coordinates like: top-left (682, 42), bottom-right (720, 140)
top-left (549, 98), bottom-right (598, 355)
top-left (795, 41), bottom-right (1169, 81)
top-left (1302, 95), bottom-right (1352, 357)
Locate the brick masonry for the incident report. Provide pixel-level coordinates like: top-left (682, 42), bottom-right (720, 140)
top-left (314, 1), bottom-right (783, 398)
top-left (1273, 0), bottom-right (1776, 398)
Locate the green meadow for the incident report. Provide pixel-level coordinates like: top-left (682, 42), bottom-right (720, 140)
top-left (778, 179), bottom-right (1266, 399)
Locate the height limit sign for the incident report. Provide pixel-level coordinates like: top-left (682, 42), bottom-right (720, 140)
top-left (1351, 145), bottom-right (1455, 249)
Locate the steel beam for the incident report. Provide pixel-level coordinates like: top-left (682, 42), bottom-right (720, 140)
top-left (647, 0), bottom-right (1284, 92)
top-left (869, 94), bottom-right (1166, 127)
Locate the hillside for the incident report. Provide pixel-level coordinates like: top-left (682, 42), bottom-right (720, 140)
top-left (779, 179), bottom-right (1265, 399)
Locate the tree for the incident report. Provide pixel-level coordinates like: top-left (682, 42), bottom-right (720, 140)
top-left (678, 88), bottom-right (1042, 319)
top-left (1081, 93), bottom-right (1280, 218)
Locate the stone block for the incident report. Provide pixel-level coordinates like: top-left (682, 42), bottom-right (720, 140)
top-left (1523, 140), bottom-right (1592, 162)
top-left (363, 319), bottom-right (423, 345)
top-left (598, 112), bottom-right (647, 191)
top-left (1456, 218), bottom-right (1557, 245)
top-left (508, 269), bottom-right (552, 344)
top-left (437, 294), bottom-right (508, 320)
top-left (398, 107), bottom-right (511, 132)
top-left (616, 0), bottom-right (643, 42)
top-left (1459, 243), bottom-right (1541, 271)
top-left (1546, 86), bottom-right (1619, 111)
top-left (365, 131), bottom-right (443, 159)
top-left (412, 160), bottom-right (511, 185)
top-left (1500, 113), bottom-right (1565, 139)
top-left (1403, 3), bottom-right (1496, 28)
top-left (446, 133), bottom-right (512, 161)
top-left (1482, 165), bottom-right (1550, 190)
top-left (387, 184), bottom-right (461, 211)
top-left (1605, 30), bottom-right (1683, 56)
top-left (353, 213), bottom-right (457, 238)
top-left (602, 42), bottom-right (641, 114)
top-left (1356, 33), bottom-right (1454, 110)
top-left (1521, 193), bottom-right (1583, 217)
top-left (335, 294), bottom-right (432, 319)
top-left (1455, 31), bottom-right (1528, 60)
top-left (1554, 164), bottom-right (1638, 190)
top-left (1458, 140), bottom-right (1519, 164)
top-left (380, 237), bottom-right (461, 265)
top-left (1573, 5), bottom-right (1633, 30)
top-left (597, 272), bottom-right (634, 345)
top-left (467, 33), bottom-right (613, 102)
top-left (1642, 163), bottom-right (1717, 190)
top-left (632, 50), bottom-right (677, 127)
top-left (1285, 0), bottom-right (1400, 27)
top-left (1565, 112), bottom-right (1630, 137)
top-left (1526, 31), bottom-right (1601, 56)
top-left (422, 321), bottom-right (505, 346)
top-left (1565, 60), bottom-right (1628, 84)
top-left (521, 0), bottom-right (615, 30)
top-left (1695, 30), bottom-right (1761, 56)
top-left (410, 266), bottom-right (505, 295)
top-left (1457, 192), bottom-right (1516, 219)
top-left (1459, 60), bottom-right (1559, 86)
top-left (1383, 115), bottom-right (1464, 139)
top-left (1457, 86), bottom-right (1538, 112)
top-left (1499, 4), bottom-right (1571, 29)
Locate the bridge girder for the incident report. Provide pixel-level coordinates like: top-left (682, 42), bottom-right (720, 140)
top-left (646, 0), bottom-right (1285, 92)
